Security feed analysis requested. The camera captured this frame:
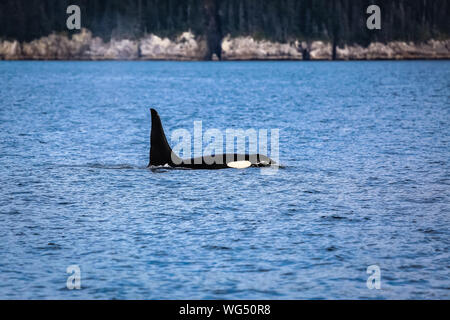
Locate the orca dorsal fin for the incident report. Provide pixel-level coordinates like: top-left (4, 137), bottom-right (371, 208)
top-left (149, 108), bottom-right (181, 167)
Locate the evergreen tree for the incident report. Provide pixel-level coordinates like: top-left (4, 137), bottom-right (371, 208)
top-left (0, 0), bottom-right (448, 45)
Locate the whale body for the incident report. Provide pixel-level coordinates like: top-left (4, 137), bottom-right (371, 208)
top-left (148, 109), bottom-right (276, 169)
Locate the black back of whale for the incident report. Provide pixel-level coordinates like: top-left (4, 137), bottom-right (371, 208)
top-left (148, 109), bottom-right (275, 169)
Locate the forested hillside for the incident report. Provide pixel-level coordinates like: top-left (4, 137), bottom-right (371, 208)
top-left (1, 0), bottom-right (449, 43)
top-left (0, 0), bottom-right (449, 60)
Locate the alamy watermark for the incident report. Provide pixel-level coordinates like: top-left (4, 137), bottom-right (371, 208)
top-left (66, 4), bottom-right (381, 32)
top-left (66, 5), bottom-right (81, 30)
top-left (366, 265), bottom-right (381, 290)
top-left (366, 5), bottom-right (381, 30)
top-left (66, 265), bottom-right (81, 290)
top-left (170, 121), bottom-right (280, 174)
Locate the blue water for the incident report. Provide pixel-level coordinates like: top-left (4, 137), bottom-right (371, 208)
top-left (0, 61), bottom-right (449, 299)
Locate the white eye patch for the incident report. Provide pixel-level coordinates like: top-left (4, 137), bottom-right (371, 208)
top-left (227, 160), bottom-right (252, 169)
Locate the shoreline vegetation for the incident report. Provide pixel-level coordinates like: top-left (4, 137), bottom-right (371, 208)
top-left (0, 0), bottom-right (450, 61)
top-left (1, 29), bottom-right (449, 61)
top-left (1, 1), bottom-right (449, 61)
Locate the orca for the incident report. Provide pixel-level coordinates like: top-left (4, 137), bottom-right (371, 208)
top-left (148, 109), bottom-right (276, 169)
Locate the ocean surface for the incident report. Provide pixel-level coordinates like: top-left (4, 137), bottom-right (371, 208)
top-left (0, 61), bottom-right (449, 299)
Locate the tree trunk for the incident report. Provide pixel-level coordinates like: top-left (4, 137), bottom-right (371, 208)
top-left (203, 0), bottom-right (222, 60)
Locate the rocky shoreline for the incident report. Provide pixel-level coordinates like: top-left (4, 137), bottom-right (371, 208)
top-left (1, 29), bottom-right (449, 61)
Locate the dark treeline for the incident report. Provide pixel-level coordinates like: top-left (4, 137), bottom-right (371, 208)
top-left (0, 0), bottom-right (449, 45)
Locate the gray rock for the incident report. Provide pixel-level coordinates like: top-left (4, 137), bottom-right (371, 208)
top-left (1, 29), bottom-right (449, 60)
